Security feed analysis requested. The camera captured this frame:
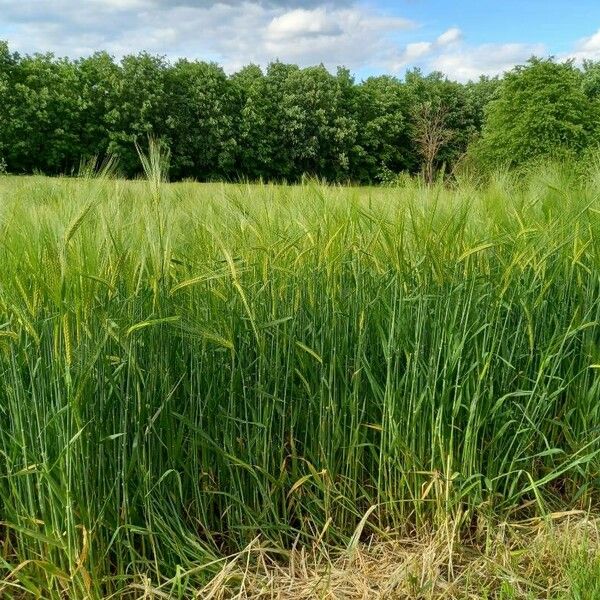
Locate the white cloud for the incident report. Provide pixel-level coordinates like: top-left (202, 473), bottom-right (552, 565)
top-left (388, 24), bottom-right (546, 81)
top-left (392, 25), bottom-right (600, 82)
top-left (266, 8), bottom-right (342, 41)
top-left (393, 27), bottom-right (464, 72)
top-left (4, 1), bottom-right (597, 81)
top-left (566, 29), bottom-right (600, 62)
top-left (431, 42), bottom-right (545, 81)
top-left (0, 1), bottom-right (415, 73)
top-left (403, 42), bottom-right (433, 61)
top-left (96, 0), bottom-right (148, 8)
top-left (261, 7), bottom-right (413, 68)
top-left (436, 27), bottom-right (462, 46)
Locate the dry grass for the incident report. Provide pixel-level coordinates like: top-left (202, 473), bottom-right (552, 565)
top-left (123, 514), bottom-right (600, 599)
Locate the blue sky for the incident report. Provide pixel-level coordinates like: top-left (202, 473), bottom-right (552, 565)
top-left (1, 0), bottom-right (599, 81)
top-left (391, 0), bottom-right (599, 51)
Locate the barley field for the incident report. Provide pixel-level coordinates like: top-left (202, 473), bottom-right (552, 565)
top-left (1, 160), bottom-right (600, 598)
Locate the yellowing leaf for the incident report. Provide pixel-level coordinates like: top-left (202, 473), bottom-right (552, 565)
top-left (126, 316), bottom-right (180, 336)
top-left (458, 243), bottom-right (495, 262)
top-left (295, 341), bottom-right (323, 364)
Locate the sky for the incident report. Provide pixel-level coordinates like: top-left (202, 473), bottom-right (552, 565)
top-left (1, 0), bottom-right (600, 81)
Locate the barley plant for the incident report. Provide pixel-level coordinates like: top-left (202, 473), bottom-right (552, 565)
top-left (1, 157), bottom-right (600, 597)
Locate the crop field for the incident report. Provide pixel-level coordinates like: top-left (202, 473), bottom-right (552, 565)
top-left (1, 162), bottom-right (600, 598)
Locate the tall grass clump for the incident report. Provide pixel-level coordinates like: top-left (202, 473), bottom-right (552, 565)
top-left (0, 158), bottom-right (600, 597)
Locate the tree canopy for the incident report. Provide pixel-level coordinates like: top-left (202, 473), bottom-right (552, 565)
top-left (474, 58), bottom-right (597, 168)
top-left (1, 43), bottom-right (599, 181)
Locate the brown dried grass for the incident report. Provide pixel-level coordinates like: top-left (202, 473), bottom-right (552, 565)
top-left (186, 513), bottom-right (600, 600)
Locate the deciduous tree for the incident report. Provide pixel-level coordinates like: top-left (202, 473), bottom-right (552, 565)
top-left (474, 58), bottom-right (594, 168)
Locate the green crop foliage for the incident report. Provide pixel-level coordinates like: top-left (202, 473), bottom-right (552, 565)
top-left (1, 157), bottom-right (600, 597)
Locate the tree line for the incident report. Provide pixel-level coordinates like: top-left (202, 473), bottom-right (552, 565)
top-left (1, 40), bottom-right (600, 182)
